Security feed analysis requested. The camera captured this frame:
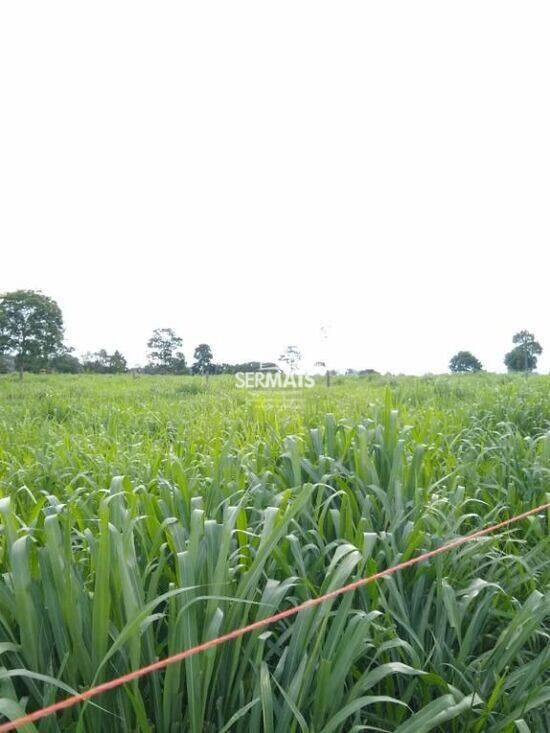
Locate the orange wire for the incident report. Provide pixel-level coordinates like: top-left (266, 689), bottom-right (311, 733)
top-left (0, 501), bottom-right (548, 732)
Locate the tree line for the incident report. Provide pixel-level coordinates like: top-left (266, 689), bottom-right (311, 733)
top-left (0, 290), bottom-right (279, 377)
top-left (0, 289), bottom-right (545, 377)
top-left (449, 330), bottom-right (543, 373)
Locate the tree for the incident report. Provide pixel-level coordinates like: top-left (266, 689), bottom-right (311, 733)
top-left (0, 355), bottom-right (14, 374)
top-left (192, 344), bottom-right (213, 375)
top-left (209, 361), bottom-right (280, 374)
top-left (82, 349), bottom-right (127, 373)
top-left (82, 350), bottom-right (109, 373)
top-left (449, 351), bottom-right (483, 373)
top-left (146, 328), bottom-right (187, 374)
top-left (0, 290), bottom-right (64, 379)
top-left (108, 350), bottom-right (128, 373)
top-left (279, 345), bottom-right (302, 373)
top-left (504, 330), bottom-right (542, 373)
top-left (50, 351), bottom-right (82, 373)
top-left (169, 353), bottom-right (188, 375)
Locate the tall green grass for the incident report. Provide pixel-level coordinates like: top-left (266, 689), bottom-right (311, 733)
top-left (0, 373), bottom-right (548, 731)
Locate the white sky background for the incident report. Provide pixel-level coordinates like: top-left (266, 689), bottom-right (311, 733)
top-left (1, 2), bottom-right (548, 374)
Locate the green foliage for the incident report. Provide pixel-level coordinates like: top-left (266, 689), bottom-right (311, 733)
top-left (49, 352), bottom-right (82, 374)
top-left (505, 331), bottom-right (543, 373)
top-left (449, 351), bottom-right (482, 373)
top-left (192, 343), bottom-right (213, 375)
top-left (213, 361), bottom-right (280, 374)
top-left (0, 374), bottom-right (548, 731)
top-left (0, 290), bottom-right (64, 376)
top-left (0, 355), bottom-right (14, 373)
top-left (146, 328), bottom-right (187, 374)
top-left (108, 350), bottom-right (128, 373)
top-left (82, 349), bottom-right (127, 374)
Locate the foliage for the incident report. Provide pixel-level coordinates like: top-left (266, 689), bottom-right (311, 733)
top-left (0, 374), bottom-right (548, 731)
top-left (346, 368), bottom-right (379, 376)
top-left (279, 345), bottom-right (302, 373)
top-left (192, 343), bottom-right (213, 375)
top-left (146, 328), bottom-right (187, 374)
top-left (50, 351), bottom-right (82, 373)
top-left (449, 351), bottom-right (482, 373)
top-left (504, 331), bottom-right (543, 373)
top-left (82, 349), bottom-right (127, 374)
top-left (0, 289), bottom-right (64, 376)
top-left (210, 361), bottom-right (280, 374)
top-left (108, 350), bottom-right (128, 373)
top-left (0, 354), bottom-right (15, 373)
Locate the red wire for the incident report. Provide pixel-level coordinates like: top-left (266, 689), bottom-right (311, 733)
top-left (0, 501), bottom-right (548, 732)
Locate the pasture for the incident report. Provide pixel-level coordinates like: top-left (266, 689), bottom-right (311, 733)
top-left (0, 373), bottom-right (548, 731)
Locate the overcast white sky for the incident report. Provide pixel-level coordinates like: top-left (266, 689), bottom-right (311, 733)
top-left (1, 2), bottom-right (548, 373)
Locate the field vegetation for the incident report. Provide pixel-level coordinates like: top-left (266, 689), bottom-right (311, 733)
top-left (0, 373), bottom-right (548, 731)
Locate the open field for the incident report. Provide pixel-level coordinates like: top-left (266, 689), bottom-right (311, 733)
top-left (0, 373), bottom-right (548, 731)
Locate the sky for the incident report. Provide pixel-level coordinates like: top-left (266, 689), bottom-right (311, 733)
top-left (1, 2), bottom-right (549, 374)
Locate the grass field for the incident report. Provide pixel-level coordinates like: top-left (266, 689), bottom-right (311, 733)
top-left (0, 373), bottom-right (548, 732)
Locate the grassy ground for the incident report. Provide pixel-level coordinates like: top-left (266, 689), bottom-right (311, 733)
top-left (0, 373), bottom-right (548, 731)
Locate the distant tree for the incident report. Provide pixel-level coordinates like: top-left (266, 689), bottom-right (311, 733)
top-left (146, 329), bottom-right (188, 374)
top-left (50, 350), bottom-right (82, 373)
top-left (211, 361), bottom-right (280, 374)
top-left (0, 290), bottom-right (65, 379)
top-left (82, 351), bottom-right (100, 372)
top-left (192, 344), bottom-right (213, 375)
top-left (238, 361), bottom-right (279, 373)
top-left (107, 350), bottom-right (128, 373)
top-left (504, 330), bottom-right (543, 372)
top-left (82, 349), bottom-right (128, 374)
top-left (0, 355), bottom-right (14, 374)
top-left (169, 352), bottom-right (188, 375)
top-left (449, 351), bottom-right (483, 373)
top-left (82, 349), bottom-right (109, 373)
top-left (146, 328), bottom-right (187, 373)
top-left (279, 345), bottom-right (302, 373)
top-left (343, 368), bottom-right (379, 376)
